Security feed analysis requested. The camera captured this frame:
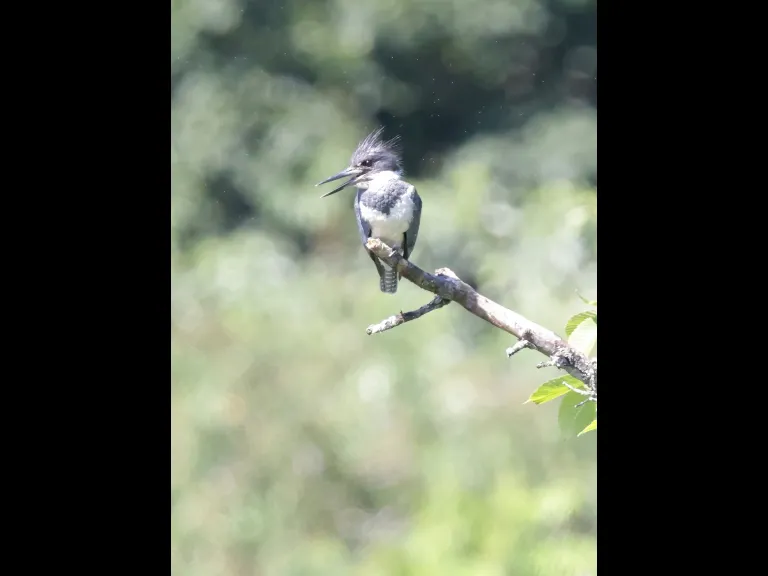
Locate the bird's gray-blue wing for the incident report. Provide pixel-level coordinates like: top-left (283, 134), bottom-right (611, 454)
top-left (354, 188), bottom-right (372, 245)
top-left (404, 186), bottom-right (422, 260)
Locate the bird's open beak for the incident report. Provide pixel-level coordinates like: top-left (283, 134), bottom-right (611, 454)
top-left (316, 166), bottom-right (363, 198)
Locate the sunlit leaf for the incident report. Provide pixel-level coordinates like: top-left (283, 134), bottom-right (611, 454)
top-left (568, 316), bottom-right (597, 356)
top-left (525, 375), bottom-right (584, 405)
top-left (576, 291), bottom-right (597, 308)
top-left (565, 311), bottom-right (597, 337)
top-left (578, 418), bottom-right (597, 436)
top-left (559, 391), bottom-right (596, 437)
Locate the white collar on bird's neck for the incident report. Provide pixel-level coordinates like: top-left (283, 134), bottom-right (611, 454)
top-left (356, 170), bottom-right (403, 190)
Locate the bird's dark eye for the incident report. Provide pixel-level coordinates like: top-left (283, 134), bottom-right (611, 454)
top-left (360, 159), bottom-right (372, 167)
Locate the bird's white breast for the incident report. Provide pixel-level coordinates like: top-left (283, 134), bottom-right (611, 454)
top-left (358, 173), bottom-right (415, 246)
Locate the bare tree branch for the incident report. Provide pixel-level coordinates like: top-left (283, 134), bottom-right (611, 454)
top-left (366, 295), bottom-right (450, 335)
top-left (506, 339), bottom-right (531, 357)
top-left (364, 238), bottom-right (597, 394)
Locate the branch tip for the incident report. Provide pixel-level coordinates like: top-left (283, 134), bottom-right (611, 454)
top-left (366, 295), bottom-right (449, 335)
top-left (506, 339), bottom-right (531, 357)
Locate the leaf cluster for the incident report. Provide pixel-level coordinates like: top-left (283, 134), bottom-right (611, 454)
top-left (526, 293), bottom-right (596, 437)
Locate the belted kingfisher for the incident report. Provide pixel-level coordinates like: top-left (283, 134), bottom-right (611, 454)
top-left (317, 128), bottom-right (422, 294)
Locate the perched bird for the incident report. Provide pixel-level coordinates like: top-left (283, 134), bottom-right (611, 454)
top-left (317, 128), bottom-right (422, 294)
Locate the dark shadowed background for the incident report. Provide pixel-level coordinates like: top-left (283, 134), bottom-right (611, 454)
top-left (171, 0), bottom-right (597, 573)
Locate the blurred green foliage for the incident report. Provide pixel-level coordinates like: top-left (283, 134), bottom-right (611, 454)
top-left (172, 0), bottom-right (597, 574)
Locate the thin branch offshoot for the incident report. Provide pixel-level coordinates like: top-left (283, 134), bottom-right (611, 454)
top-left (364, 238), bottom-right (596, 395)
top-left (366, 296), bottom-right (449, 335)
top-left (506, 339), bottom-right (531, 357)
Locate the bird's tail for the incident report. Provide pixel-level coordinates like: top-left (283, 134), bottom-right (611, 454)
top-left (380, 263), bottom-right (398, 294)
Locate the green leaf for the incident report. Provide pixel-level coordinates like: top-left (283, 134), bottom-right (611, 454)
top-left (578, 418), bottom-right (597, 436)
top-left (559, 391), bottom-right (596, 437)
top-left (576, 291), bottom-right (597, 308)
top-left (568, 316), bottom-right (597, 356)
top-left (565, 311), bottom-right (597, 337)
top-left (525, 375), bottom-right (583, 405)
